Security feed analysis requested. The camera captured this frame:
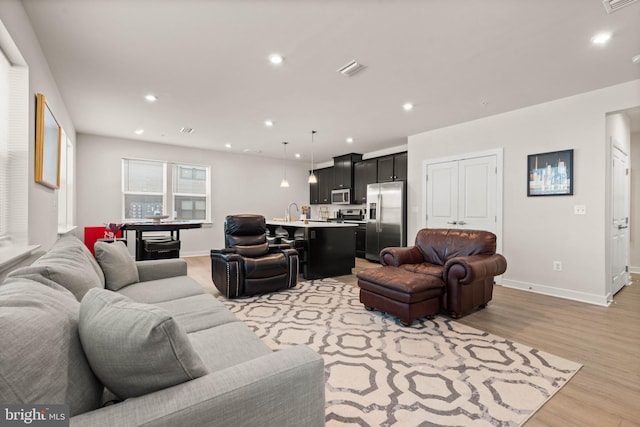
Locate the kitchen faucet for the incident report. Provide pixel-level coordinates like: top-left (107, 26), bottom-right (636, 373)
top-left (285, 202), bottom-right (299, 222)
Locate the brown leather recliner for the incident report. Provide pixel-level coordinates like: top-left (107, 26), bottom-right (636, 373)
top-left (380, 228), bottom-right (507, 318)
top-left (210, 214), bottom-right (299, 298)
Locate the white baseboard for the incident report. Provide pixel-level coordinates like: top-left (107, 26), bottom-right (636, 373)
top-left (500, 279), bottom-right (610, 307)
top-left (629, 266), bottom-right (640, 274)
top-left (181, 250), bottom-right (210, 258)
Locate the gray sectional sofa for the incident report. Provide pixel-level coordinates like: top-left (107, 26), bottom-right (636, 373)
top-left (0, 236), bottom-right (325, 426)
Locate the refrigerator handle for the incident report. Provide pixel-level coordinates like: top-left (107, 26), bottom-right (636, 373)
top-left (377, 193), bottom-right (382, 232)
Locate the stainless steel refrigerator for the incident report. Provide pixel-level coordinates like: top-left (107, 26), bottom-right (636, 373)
top-left (365, 181), bottom-right (406, 261)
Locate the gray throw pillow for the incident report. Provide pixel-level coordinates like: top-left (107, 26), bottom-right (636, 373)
top-left (94, 241), bottom-right (139, 291)
top-left (0, 277), bottom-right (103, 416)
top-left (78, 289), bottom-right (208, 399)
top-left (8, 236), bottom-right (105, 301)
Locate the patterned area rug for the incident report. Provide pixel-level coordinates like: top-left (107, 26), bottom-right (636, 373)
top-left (221, 278), bottom-right (581, 426)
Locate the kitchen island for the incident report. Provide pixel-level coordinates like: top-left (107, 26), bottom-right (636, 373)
top-left (266, 220), bottom-right (357, 280)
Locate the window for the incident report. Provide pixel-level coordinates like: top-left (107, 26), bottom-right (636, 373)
top-left (173, 165), bottom-right (207, 220)
top-left (0, 48), bottom-right (9, 240)
top-left (57, 129), bottom-right (75, 232)
top-left (0, 32), bottom-right (28, 246)
top-left (122, 158), bottom-right (210, 222)
top-left (0, 19), bottom-right (31, 269)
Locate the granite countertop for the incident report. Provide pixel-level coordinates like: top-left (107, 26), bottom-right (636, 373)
top-left (266, 220), bottom-right (357, 228)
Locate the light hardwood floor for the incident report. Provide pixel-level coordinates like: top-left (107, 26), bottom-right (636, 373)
top-left (185, 256), bottom-right (640, 426)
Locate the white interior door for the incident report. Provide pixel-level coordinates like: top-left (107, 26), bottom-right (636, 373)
top-left (458, 156), bottom-right (497, 233)
top-left (611, 143), bottom-right (630, 296)
top-left (426, 161), bottom-right (458, 228)
top-left (427, 155), bottom-right (497, 234)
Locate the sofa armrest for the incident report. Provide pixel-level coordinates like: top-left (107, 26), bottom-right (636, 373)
top-left (444, 253), bottom-right (507, 285)
top-left (70, 345), bottom-right (325, 427)
top-left (380, 246), bottom-right (424, 267)
top-left (135, 258), bottom-right (187, 282)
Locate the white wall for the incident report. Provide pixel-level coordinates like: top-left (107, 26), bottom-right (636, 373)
top-left (407, 80), bottom-right (640, 306)
top-left (0, 0), bottom-right (77, 250)
top-left (76, 134), bottom-right (310, 256)
top-left (630, 130), bottom-right (640, 271)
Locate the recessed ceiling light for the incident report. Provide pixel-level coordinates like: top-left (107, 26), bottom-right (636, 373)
top-left (224, 143), bottom-right (232, 148)
top-left (134, 129), bottom-right (144, 135)
top-left (402, 103), bottom-right (414, 111)
top-left (268, 54), bottom-right (284, 65)
top-left (295, 153), bottom-right (301, 158)
top-left (144, 94), bottom-right (157, 102)
top-left (346, 137), bottom-right (354, 143)
top-left (265, 120), bottom-right (274, 127)
top-left (632, 54), bottom-right (640, 64)
top-left (591, 32), bottom-right (612, 45)
top-left (179, 127), bottom-right (194, 134)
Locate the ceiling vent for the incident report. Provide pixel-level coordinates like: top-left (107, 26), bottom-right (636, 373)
top-left (602, 0), bottom-right (638, 13)
top-left (337, 60), bottom-right (367, 77)
top-left (179, 127), bottom-right (194, 134)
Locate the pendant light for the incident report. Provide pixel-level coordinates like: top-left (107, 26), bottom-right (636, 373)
top-left (308, 130), bottom-right (318, 184)
top-left (280, 141), bottom-right (290, 188)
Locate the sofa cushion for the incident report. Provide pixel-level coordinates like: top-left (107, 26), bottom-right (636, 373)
top-left (154, 294), bottom-right (239, 333)
top-left (116, 275), bottom-right (205, 304)
top-left (188, 321), bottom-right (272, 372)
top-left (79, 289), bottom-right (209, 399)
top-left (399, 262), bottom-right (444, 278)
top-left (0, 276), bottom-right (103, 416)
top-left (415, 228), bottom-right (497, 265)
top-left (8, 236), bottom-right (105, 301)
top-left (94, 241), bottom-right (139, 291)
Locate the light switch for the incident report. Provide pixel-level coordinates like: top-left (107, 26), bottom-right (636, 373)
top-left (574, 205), bottom-right (586, 215)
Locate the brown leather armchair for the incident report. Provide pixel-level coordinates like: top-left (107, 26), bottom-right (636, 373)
top-left (380, 228), bottom-right (507, 318)
top-left (210, 214), bottom-right (299, 298)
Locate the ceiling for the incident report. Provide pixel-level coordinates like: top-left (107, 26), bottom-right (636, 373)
top-left (21, 0), bottom-right (640, 164)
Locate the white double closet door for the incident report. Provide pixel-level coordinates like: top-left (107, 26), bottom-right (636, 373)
top-left (426, 155), bottom-right (498, 235)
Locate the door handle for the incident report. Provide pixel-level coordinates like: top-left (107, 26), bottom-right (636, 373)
top-left (377, 193), bottom-right (382, 232)
top-left (447, 221), bottom-right (457, 225)
top-left (458, 221), bottom-right (467, 225)
top-left (618, 225), bottom-right (629, 230)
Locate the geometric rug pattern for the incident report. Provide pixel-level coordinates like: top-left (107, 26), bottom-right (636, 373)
top-left (220, 278), bottom-right (582, 426)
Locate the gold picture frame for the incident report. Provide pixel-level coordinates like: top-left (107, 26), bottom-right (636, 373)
top-left (35, 93), bottom-right (61, 189)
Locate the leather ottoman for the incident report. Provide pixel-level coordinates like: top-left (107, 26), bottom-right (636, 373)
top-left (356, 266), bottom-right (445, 326)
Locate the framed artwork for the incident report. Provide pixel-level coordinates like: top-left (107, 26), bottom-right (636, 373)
top-left (527, 149), bottom-right (573, 196)
top-left (35, 93), bottom-right (61, 189)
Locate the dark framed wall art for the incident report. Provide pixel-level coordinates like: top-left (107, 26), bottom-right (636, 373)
top-left (527, 149), bottom-right (573, 196)
top-left (35, 93), bottom-right (61, 189)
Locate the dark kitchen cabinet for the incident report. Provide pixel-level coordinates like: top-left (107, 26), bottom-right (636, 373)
top-left (394, 152), bottom-right (408, 180)
top-left (317, 167), bottom-right (334, 204)
top-left (353, 159), bottom-right (377, 204)
top-left (333, 153), bottom-right (362, 190)
top-left (355, 223), bottom-right (366, 258)
top-left (377, 152), bottom-right (407, 182)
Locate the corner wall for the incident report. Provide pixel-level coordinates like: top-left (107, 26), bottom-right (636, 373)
top-left (407, 80), bottom-right (640, 305)
top-left (0, 0), bottom-right (77, 250)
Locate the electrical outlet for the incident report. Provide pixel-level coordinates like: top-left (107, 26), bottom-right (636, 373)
top-left (574, 205), bottom-right (586, 215)
top-left (553, 261), bottom-right (562, 271)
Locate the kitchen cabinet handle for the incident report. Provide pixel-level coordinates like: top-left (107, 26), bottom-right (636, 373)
top-left (447, 221), bottom-right (457, 225)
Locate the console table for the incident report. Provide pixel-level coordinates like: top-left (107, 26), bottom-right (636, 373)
top-left (122, 221), bottom-right (202, 261)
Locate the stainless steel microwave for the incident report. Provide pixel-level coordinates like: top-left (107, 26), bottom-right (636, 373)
top-left (331, 189), bottom-right (350, 204)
